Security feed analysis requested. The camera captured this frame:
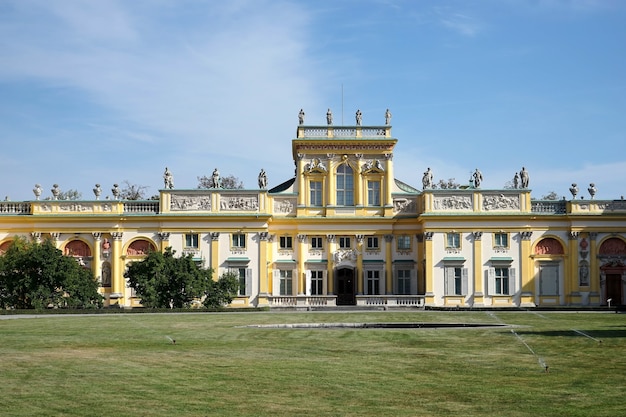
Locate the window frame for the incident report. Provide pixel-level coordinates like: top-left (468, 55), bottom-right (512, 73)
top-left (396, 269), bottom-right (411, 295)
top-left (311, 236), bottom-right (323, 250)
top-left (309, 180), bottom-right (323, 207)
top-left (339, 236), bottom-right (351, 249)
top-left (365, 270), bottom-right (381, 295)
top-left (184, 233), bottom-right (199, 249)
top-left (367, 180), bottom-right (381, 206)
top-left (279, 236), bottom-right (293, 250)
top-left (366, 236), bottom-right (380, 251)
top-left (494, 232), bottom-right (509, 248)
top-left (396, 235), bottom-right (411, 251)
top-left (446, 232), bottom-right (461, 249)
top-left (231, 233), bottom-right (246, 249)
top-left (336, 164), bottom-right (354, 206)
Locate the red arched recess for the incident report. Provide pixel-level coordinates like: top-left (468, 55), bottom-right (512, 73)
top-left (534, 237), bottom-right (564, 255)
top-left (0, 240), bottom-right (12, 255)
top-left (64, 240), bottom-right (91, 257)
top-left (127, 239), bottom-right (156, 256)
top-left (599, 238), bottom-right (626, 255)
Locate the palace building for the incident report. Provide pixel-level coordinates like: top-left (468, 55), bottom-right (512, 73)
top-left (1, 117), bottom-right (625, 309)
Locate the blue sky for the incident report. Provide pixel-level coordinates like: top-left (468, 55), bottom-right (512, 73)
top-left (1, 0), bottom-right (625, 201)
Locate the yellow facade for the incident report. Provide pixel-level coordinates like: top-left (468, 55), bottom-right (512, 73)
top-left (1, 123), bottom-right (626, 308)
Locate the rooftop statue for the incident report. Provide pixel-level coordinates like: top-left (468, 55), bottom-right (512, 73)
top-left (212, 168), bottom-right (222, 189)
top-left (473, 168), bottom-right (483, 188)
top-left (163, 167), bottom-right (174, 189)
top-left (385, 108), bottom-right (392, 125)
top-left (326, 108), bottom-right (333, 125)
top-left (520, 167), bottom-right (529, 188)
top-left (258, 169), bottom-right (268, 189)
top-left (298, 109), bottom-right (305, 125)
top-left (422, 168), bottom-right (433, 190)
top-left (355, 109), bottom-right (362, 126)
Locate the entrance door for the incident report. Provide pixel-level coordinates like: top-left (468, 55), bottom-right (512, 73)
top-left (336, 268), bottom-right (356, 305)
top-left (606, 274), bottom-right (623, 305)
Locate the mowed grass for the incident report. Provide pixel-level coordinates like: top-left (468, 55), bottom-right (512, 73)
top-left (1, 311), bottom-right (625, 417)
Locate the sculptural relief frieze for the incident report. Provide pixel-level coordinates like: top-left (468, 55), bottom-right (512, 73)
top-left (170, 194), bottom-right (212, 211)
top-left (433, 195), bottom-right (472, 211)
top-left (274, 199), bottom-right (295, 214)
top-left (482, 194), bottom-right (520, 211)
top-left (220, 195), bottom-right (259, 211)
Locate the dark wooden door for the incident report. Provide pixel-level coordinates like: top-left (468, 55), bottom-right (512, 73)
top-left (336, 268), bottom-right (356, 305)
top-left (606, 274), bottom-right (623, 305)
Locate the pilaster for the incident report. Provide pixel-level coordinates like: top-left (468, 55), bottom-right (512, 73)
top-left (326, 234), bottom-right (336, 294)
top-left (210, 232), bottom-right (220, 279)
top-left (424, 232), bottom-right (435, 305)
top-left (472, 231), bottom-right (483, 305)
top-left (257, 232), bottom-right (270, 306)
top-left (110, 232), bottom-right (125, 306)
top-left (297, 234), bottom-right (307, 295)
top-left (519, 231), bottom-right (534, 306)
top-left (384, 234), bottom-right (393, 294)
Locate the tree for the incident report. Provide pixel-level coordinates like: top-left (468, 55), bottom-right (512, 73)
top-left (59, 189), bottom-right (83, 200)
top-left (203, 271), bottom-right (240, 309)
top-left (197, 174), bottom-right (244, 189)
top-left (120, 180), bottom-right (149, 200)
top-left (125, 247), bottom-right (213, 308)
top-left (541, 191), bottom-right (560, 200)
top-left (435, 178), bottom-right (460, 189)
top-left (0, 237), bottom-right (102, 309)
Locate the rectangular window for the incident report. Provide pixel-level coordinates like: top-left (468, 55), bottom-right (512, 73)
top-left (366, 236), bottom-right (379, 250)
top-left (184, 233), bottom-right (199, 248)
top-left (445, 267), bottom-right (467, 296)
top-left (494, 267), bottom-right (509, 295)
top-left (311, 270), bottom-right (323, 295)
top-left (311, 237), bottom-right (323, 250)
top-left (310, 180), bottom-right (322, 206)
top-left (339, 237), bottom-right (351, 249)
top-left (494, 233), bottom-right (508, 248)
top-left (232, 233), bottom-right (246, 249)
top-left (237, 267), bottom-right (246, 296)
top-left (367, 181), bottom-right (381, 206)
top-left (336, 165), bottom-right (354, 206)
top-left (366, 270), bottom-right (381, 295)
top-left (447, 233), bottom-right (461, 249)
top-left (397, 235), bottom-right (411, 251)
top-left (279, 236), bottom-right (293, 250)
top-left (397, 269), bottom-right (411, 295)
top-left (279, 270), bottom-right (293, 296)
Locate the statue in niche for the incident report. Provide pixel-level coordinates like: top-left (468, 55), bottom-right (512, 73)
top-left (570, 183), bottom-right (578, 199)
top-left (212, 168), bottom-right (222, 188)
top-left (473, 169), bottom-right (483, 188)
top-left (355, 109), bottom-right (362, 126)
top-left (298, 109), bottom-right (305, 125)
top-left (258, 169), bottom-right (268, 189)
top-left (520, 167), bottom-right (529, 188)
top-left (93, 184), bottom-right (102, 200)
top-left (326, 108), bottom-right (333, 125)
top-left (385, 108), bottom-right (392, 125)
top-left (163, 167), bottom-right (174, 189)
top-left (422, 168), bottom-right (433, 190)
top-left (33, 184), bottom-right (42, 200)
top-left (513, 173), bottom-right (519, 189)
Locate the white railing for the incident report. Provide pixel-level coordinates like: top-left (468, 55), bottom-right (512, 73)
top-left (123, 201), bottom-right (159, 214)
top-left (0, 202), bottom-right (31, 214)
top-left (356, 295), bottom-right (424, 307)
top-left (268, 295), bottom-right (337, 307)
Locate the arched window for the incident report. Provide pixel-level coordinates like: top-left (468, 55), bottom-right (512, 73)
top-left (336, 164), bottom-right (354, 206)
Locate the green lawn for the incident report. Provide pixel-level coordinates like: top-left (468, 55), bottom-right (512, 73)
top-left (1, 310), bottom-right (624, 416)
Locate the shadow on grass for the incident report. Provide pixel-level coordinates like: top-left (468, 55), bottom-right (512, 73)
top-left (515, 329), bottom-right (626, 338)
